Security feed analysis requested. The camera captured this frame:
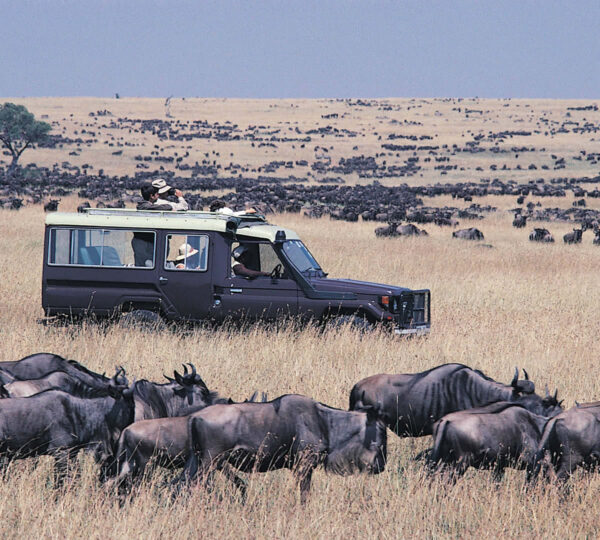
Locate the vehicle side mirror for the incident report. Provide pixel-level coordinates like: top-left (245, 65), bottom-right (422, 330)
top-left (275, 230), bottom-right (286, 243)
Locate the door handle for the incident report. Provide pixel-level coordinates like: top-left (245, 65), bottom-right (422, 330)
top-left (159, 276), bottom-right (168, 284)
top-left (230, 288), bottom-right (243, 293)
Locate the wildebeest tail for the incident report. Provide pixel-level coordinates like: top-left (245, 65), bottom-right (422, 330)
top-left (348, 385), bottom-right (363, 410)
top-left (531, 416), bottom-right (559, 479)
top-left (428, 418), bottom-right (450, 470)
top-left (180, 416), bottom-right (201, 484)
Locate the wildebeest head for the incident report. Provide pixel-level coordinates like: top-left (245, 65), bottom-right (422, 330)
top-left (510, 367), bottom-right (535, 395)
top-left (322, 402), bottom-right (387, 476)
top-left (161, 363), bottom-right (224, 414)
top-left (513, 380), bottom-right (563, 418)
top-left (106, 366), bottom-right (130, 398)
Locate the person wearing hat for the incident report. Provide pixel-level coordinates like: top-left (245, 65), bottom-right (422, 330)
top-left (136, 184), bottom-right (175, 211)
top-left (168, 243), bottom-right (199, 269)
top-left (231, 245), bottom-right (270, 278)
top-left (152, 178), bottom-right (189, 211)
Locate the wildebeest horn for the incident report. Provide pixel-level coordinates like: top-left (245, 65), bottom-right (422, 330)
top-left (523, 368), bottom-right (529, 381)
top-left (511, 367), bottom-right (519, 387)
top-left (187, 363), bottom-right (197, 378)
top-left (262, 392), bottom-right (268, 402)
top-left (247, 391), bottom-right (258, 403)
top-left (545, 385), bottom-right (550, 398)
top-left (182, 364), bottom-right (188, 376)
top-left (554, 389), bottom-right (558, 400)
top-left (173, 370), bottom-right (183, 384)
top-left (163, 374), bottom-right (175, 383)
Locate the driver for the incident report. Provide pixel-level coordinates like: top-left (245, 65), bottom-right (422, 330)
top-left (231, 245), bottom-right (271, 278)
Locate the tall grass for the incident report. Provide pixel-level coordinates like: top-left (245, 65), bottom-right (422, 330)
top-left (1, 199), bottom-right (599, 538)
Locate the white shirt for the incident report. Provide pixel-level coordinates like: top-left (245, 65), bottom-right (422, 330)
top-left (157, 196), bottom-right (189, 211)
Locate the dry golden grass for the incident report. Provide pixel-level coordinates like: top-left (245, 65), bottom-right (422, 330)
top-left (1, 196), bottom-right (600, 538)
top-left (3, 97), bottom-right (600, 185)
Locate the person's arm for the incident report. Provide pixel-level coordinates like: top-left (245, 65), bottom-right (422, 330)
top-left (232, 262), bottom-right (269, 278)
top-left (164, 189), bottom-right (188, 211)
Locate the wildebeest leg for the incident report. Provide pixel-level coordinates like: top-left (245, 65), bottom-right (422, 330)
top-left (490, 463), bottom-right (505, 483)
top-left (53, 448), bottom-right (78, 488)
top-left (220, 464), bottom-right (248, 502)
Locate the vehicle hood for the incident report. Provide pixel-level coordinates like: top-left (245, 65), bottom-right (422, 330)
top-left (307, 277), bottom-right (409, 297)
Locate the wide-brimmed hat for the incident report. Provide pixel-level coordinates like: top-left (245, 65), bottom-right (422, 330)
top-left (152, 178), bottom-right (172, 194)
top-left (175, 243), bottom-right (199, 261)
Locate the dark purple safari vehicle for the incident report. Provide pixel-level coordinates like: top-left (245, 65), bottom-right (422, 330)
top-left (42, 209), bottom-right (430, 334)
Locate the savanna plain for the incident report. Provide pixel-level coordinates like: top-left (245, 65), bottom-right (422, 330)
top-left (1, 97), bottom-right (600, 538)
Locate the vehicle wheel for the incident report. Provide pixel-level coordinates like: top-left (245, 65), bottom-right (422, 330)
top-left (119, 309), bottom-right (166, 330)
top-left (325, 315), bottom-right (374, 333)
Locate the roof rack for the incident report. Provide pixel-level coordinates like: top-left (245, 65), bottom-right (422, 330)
top-left (83, 208), bottom-right (268, 223)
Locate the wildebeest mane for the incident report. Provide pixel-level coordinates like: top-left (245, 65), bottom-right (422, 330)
top-left (67, 359), bottom-right (109, 380)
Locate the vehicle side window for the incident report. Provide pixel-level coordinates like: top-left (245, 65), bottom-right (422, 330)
top-left (165, 234), bottom-right (209, 271)
top-left (48, 228), bottom-right (155, 268)
top-left (259, 243), bottom-right (283, 273)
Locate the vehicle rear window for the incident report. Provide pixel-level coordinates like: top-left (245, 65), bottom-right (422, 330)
top-left (48, 228), bottom-right (155, 268)
top-left (164, 234), bottom-right (209, 271)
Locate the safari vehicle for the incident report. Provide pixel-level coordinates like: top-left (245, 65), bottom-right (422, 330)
top-left (42, 209), bottom-right (430, 334)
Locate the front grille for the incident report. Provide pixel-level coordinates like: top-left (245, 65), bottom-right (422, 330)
top-left (394, 290), bottom-right (430, 327)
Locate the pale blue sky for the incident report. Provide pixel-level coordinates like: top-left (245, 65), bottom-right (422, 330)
top-left (2, 0), bottom-right (599, 98)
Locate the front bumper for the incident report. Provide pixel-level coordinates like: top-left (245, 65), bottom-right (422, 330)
top-left (394, 326), bottom-right (430, 336)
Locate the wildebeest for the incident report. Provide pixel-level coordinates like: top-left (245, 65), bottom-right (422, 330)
top-left (563, 228), bottom-right (583, 244)
top-left (130, 364), bottom-right (229, 421)
top-left (512, 214), bottom-right (527, 228)
top-left (529, 228), bottom-right (554, 243)
top-left (452, 227), bottom-right (484, 240)
top-left (395, 223), bottom-right (428, 236)
top-left (1, 366), bottom-right (127, 398)
top-left (43, 199), bottom-right (60, 212)
top-left (427, 398), bottom-right (562, 479)
top-left (112, 391), bottom-right (267, 493)
top-left (0, 353), bottom-right (108, 384)
top-left (178, 394), bottom-right (387, 503)
top-left (0, 383), bottom-right (133, 484)
top-left (77, 202), bottom-right (91, 213)
top-left (533, 401), bottom-right (600, 482)
top-left (349, 364), bottom-right (559, 437)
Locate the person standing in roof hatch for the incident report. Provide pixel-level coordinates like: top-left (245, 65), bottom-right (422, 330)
top-left (152, 178), bottom-right (189, 211)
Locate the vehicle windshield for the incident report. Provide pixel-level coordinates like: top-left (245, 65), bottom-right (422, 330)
top-left (282, 240), bottom-right (325, 277)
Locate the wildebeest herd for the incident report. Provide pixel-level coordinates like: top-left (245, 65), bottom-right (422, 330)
top-left (0, 353), bottom-right (595, 503)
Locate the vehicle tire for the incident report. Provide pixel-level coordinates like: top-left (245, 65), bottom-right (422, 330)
top-left (119, 309), bottom-right (166, 330)
top-left (324, 314), bottom-right (374, 333)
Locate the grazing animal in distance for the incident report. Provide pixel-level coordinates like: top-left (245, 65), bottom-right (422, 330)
top-left (427, 398), bottom-right (562, 479)
top-left (43, 199), bottom-right (60, 212)
top-left (563, 228), bottom-right (583, 244)
top-left (349, 364), bottom-right (560, 437)
top-left (178, 394), bottom-right (387, 504)
top-left (77, 202), bottom-right (91, 213)
top-left (512, 214), bottom-right (527, 228)
top-left (452, 227), bottom-right (484, 240)
top-left (529, 228), bottom-right (554, 243)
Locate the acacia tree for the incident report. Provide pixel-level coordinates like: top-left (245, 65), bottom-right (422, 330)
top-left (0, 103), bottom-right (51, 172)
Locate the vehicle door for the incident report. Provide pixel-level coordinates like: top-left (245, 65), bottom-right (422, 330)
top-left (156, 232), bottom-right (213, 320)
top-left (215, 241), bottom-right (299, 320)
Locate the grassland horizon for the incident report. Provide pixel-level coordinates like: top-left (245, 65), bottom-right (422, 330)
top-left (1, 97), bottom-right (600, 538)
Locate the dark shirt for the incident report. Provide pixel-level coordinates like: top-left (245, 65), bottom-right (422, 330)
top-left (136, 201), bottom-right (174, 211)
